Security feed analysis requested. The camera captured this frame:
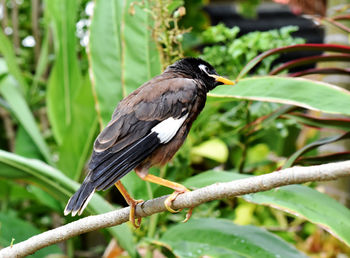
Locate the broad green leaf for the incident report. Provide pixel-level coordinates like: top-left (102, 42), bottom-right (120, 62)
top-left (121, 167), bottom-right (163, 200)
top-left (0, 76), bottom-right (53, 165)
top-left (45, 0), bottom-right (81, 144)
top-left (122, 172), bottom-right (151, 200)
top-left (0, 29), bottom-right (28, 94)
top-left (0, 212), bottom-right (62, 257)
top-left (244, 185), bottom-right (350, 246)
top-left (191, 138), bottom-right (229, 163)
top-left (209, 76), bottom-right (350, 116)
top-left (89, 0), bottom-right (161, 125)
top-left (157, 218), bottom-right (306, 258)
top-left (29, 185), bottom-right (62, 212)
top-left (184, 171), bottom-right (350, 246)
top-left (14, 126), bottom-right (43, 160)
top-left (58, 76), bottom-right (98, 180)
top-left (0, 150), bottom-right (137, 257)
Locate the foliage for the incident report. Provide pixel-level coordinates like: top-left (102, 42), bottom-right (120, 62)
top-left (200, 24), bottom-right (305, 77)
top-left (0, 0), bottom-right (350, 257)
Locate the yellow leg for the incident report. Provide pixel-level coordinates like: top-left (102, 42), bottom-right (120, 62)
top-left (135, 172), bottom-right (193, 222)
top-left (115, 181), bottom-right (143, 228)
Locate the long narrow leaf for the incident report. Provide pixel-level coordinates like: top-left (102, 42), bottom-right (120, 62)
top-left (89, 0), bottom-right (161, 126)
top-left (285, 113), bottom-right (350, 131)
top-left (283, 131), bottom-right (350, 169)
top-left (0, 30), bottom-right (28, 94)
top-left (323, 17), bottom-right (350, 34)
top-left (332, 14), bottom-right (350, 21)
top-left (295, 152), bottom-right (350, 166)
top-left (0, 150), bottom-right (137, 257)
top-left (269, 54), bottom-right (350, 75)
top-left (289, 67), bottom-right (350, 77)
top-left (0, 76), bottom-right (53, 165)
top-left (237, 44), bottom-right (350, 80)
top-left (58, 76), bottom-right (98, 180)
top-left (45, 0), bottom-right (82, 145)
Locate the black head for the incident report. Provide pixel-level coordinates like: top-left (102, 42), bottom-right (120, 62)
top-left (165, 57), bottom-right (234, 91)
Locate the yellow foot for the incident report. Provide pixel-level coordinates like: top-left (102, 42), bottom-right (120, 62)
top-left (182, 207), bottom-right (193, 223)
top-left (164, 189), bottom-right (193, 222)
top-left (164, 191), bottom-right (183, 213)
top-left (129, 199), bottom-right (143, 228)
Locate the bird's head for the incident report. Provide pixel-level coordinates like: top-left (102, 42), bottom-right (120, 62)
top-left (166, 57), bottom-right (235, 91)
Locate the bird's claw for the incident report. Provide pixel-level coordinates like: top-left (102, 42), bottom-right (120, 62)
top-left (182, 207), bottom-right (193, 223)
top-left (129, 199), bottom-right (144, 228)
top-left (165, 191), bottom-right (183, 213)
top-left (164, 190), bottom-right (193, 222)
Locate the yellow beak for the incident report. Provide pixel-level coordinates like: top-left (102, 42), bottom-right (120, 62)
top-left (211, 75), bottom-right (235, 85)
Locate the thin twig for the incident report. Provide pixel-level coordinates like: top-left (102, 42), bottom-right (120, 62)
top-left (0, 107), bottom-right (15, 152)
top-left (11, 0), bottom-right (20, 52)
top-left (31, 0), bottom-right (41, 64)
top-left (1, 0), bottom-right (8, 29)
top-left (1, 161), bottom-right (350, 257)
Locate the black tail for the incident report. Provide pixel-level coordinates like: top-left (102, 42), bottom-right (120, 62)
top-left (64, 132), bottom-right (160, 216)
top-left (64, 173), bottom-right (95, 216)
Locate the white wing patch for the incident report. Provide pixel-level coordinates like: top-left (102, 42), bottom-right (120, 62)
top-left (151, 113), bottom-right (189, 143)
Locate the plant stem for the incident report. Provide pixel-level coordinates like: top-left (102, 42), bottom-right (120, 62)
top-left (145, 166), bottom-right (166, 258)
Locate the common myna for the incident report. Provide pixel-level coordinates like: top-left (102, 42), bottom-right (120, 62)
top-left (64, 57), bottom-right (234, 226)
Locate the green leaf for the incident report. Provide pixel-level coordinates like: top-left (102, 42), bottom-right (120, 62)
top-left (183, 170), bottom-right (247, 189)
top-left (0, 212), bottom-right (62, 257)
top-left (191, 138), bottom-right (229, 163)
top-left (184, 171), bottom-right (350, 246)
top-left (244, 185), bottom-right (350, 246)
top-left (270, 54), bottom-right (350, 75)
top-left (45, 0), bottom-right (82, 144)
top-left (32, 27), bottom-right (50, 96)
top-left (58, 76), bottom-right (98, 180)
top-left (0, 150), bottom-right (137, 257)
top-left (156, 218), bottom-right (306, 258)
top-left (286, 113), bottom-right (350, 131)
top-left (209, 76), bottom-right (350, 116)
top-left (283, 132), bottom-right (350, 168)
top-left (14, 126), bottom-right (43, 160)
top-left (237, 43), bottom-right (350, 80)
top-left (0, 76), bottom-right (53, 165)
top-left (29, 185), bottom-right (62, 212)
top-left (295, 152), bottom-right (350, 166)
top-left (89, 0), bottom-right (161, 125)
top-left (0, 29), bottom-right (28, 94)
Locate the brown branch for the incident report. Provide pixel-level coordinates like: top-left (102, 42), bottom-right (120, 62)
top-left (1, 161), bottom-right (350, 257)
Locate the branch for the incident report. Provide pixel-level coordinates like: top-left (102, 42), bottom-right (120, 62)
top-left (1, 161), bottom-right (350, 257)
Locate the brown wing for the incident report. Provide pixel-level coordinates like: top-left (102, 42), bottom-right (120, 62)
top-left (89, 76), bottom-right (198, 170)
top-left (89, 76), bottom-right (197, 180)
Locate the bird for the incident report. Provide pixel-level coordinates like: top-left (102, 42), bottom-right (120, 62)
top-left (64, 57), bottom-right (234, 227)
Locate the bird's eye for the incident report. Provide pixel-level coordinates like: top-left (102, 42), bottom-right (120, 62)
top-left (199, 64), bottom-right (209, 74)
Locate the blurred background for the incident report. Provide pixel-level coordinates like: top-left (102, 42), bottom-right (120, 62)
top-left (0, 0), bottom-right (350, 257)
